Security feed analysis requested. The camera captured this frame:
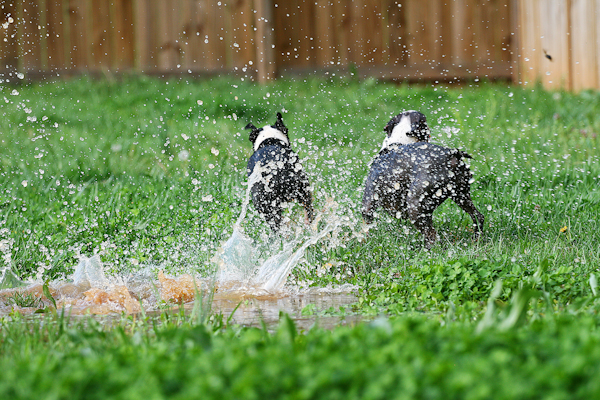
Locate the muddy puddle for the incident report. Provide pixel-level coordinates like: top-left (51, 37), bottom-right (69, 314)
top-left (0, 170), bottom-right (364, 330)
top-left (208, 289), bottom-right (360, 330)
top-left (0, 260), bottom-right (360, 330)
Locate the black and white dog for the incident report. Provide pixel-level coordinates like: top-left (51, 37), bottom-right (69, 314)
top-left (245, 112), bottom-right (314, 231)
top-left (362, 110), bottom-right (484, 248)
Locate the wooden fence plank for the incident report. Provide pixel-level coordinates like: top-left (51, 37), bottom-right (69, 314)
top-left (278, 0), bottom-right (313, 67)
top-left (133, 0), bottom-right (150, 70)
top-left (361, 0), bottom-right (384, 65)
top-left (274, 0), bottom-right (297, 67)
top-left (472, 0), bottom-right (492, 63)
top-left (439, 1), bottom-right (452, 67)
top-left (134, 0), bottom-right (156, 71)
top-left (68, 0), bottom-right (91, 69)
top-left (570, 0), bottom-right (598, 90)
top-left (226, 0), bottom-right (255, 68)
top-left (146, 0), bottom-right (160, 71)
top-left (112, 0), bottom-right (134, 70)
top-left (299, 0), bottom-right (314, 66)
top-left (178, 0), bottom-right (194, 71)
top-left (470, 0), bottom-right (512, 79)
top-left (333, 0), bottom-right (350, 66)
top-left (314, 0), bottom-right (337, 66)
top-left (155, 0), bottom-right (178, 71)
top-left (386, 0), bottom-right (407, 66)
top-left (19, 0), bottom-right (43, 71)
top-left (91, 0), bottom-right (112, 68)
top-left (404, 0), bottom-right (442, 66)
top-left (208, 1), bottom-right (227, 69)
top-left (185, 0), bottom-right (216, 71)
top-left (517, 0), bottom-right (572, 89)
top-left (38, 0), bottom-right (48, 69)
top-left (255, 0), bottom-right (275, 81)
top-left (449, 0), bottom-right (475, 65)
top-left (517, 0), bottom-right (540, 85)
top-left (46, 0), bottom-right (66, 69)
top-left (193, 0), bottom-right (213, 71)
top-left (0, 2), bottom-right (19, 71)
top-left (349, 0), bottom-right (364, 65)
top-left (492, 0), bottom-right (512, 63)
top-left (540, 0), bottom-right (570, 89)
top-left (429, 0), bottom-right (444, 64)
top-left (597, 0), bottom-right (600, 87)
top-left (347, 0), bottom-right (364, 65)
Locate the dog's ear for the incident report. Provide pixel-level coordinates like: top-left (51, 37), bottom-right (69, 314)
top-left (245, 122), bottom-right (260, 143)
top-left (384, 114), bottom-right (400, 136)
top-left (274, 112), bottom-right (288, 135)
top-left (383, 121), bottom-right (394, 136)
top-left (408, 111), bottom-right (430, 142)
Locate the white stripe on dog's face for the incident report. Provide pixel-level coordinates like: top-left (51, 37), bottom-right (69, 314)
top-left (381, 114), bottom-right (417, 150)
top-left (253, 125), bottom-right (290, 151)
top-left (389, 115), bottom-right (417, 145)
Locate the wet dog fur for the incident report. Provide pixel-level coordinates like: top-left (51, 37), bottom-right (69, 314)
top-left (362, 110), bottom-right (484, 248)
top-left (245, 112), bottom-right (314, 232)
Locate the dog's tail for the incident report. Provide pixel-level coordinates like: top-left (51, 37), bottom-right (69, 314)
top-left (447, 149), bottom-right (473, 171)
top-left (245, 123), bottom-right (260, 143)
top-left (454, 149), bottom-right (472, 159)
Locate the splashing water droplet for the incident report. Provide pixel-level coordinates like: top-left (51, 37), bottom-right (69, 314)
top-left (214, 168), bottom-right (346, 294)
top-left (72, 255), bottom-right (109, 289)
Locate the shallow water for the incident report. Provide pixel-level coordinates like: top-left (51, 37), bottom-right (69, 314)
top-left (0, 170), bottom-right (361, 329)
top-left (0, 269), bottom-right (359, 329)
top-left (209, 288), bottom-right (360, 330)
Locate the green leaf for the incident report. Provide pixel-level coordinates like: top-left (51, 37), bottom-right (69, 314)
top-left (43, 280), bottom-right (57, 309)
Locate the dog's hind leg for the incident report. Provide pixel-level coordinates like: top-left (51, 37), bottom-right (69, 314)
top-left (452, 191), bottom-right (485, 237)
top-left (449, 155), bottom-right (484, 239)
top-left (296, 184), bottom-right (314, 225)
top-left (263, 207), bottom-right (283, 232)
top-left (302, 200), bottom-right (314, 225)
top-left (361, 175), bottom-right (381, 224)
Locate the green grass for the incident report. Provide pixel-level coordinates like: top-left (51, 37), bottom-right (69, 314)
top-left (1, 76), bottom-right (598, 282)
top-left (1, 75), bottom-right (600, 397)
top-left (3, 310), bottom-right (600, 399)
top-left (3, 290), bottom-right (45, 308)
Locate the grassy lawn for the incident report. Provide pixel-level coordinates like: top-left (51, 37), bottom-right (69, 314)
top-left (1, 75), bottom-right (600, 398)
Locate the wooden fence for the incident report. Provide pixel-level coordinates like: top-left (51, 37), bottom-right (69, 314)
top-left (0, 0), bottom-right (516, 83)
top-left (5, 0), bottom-right (600, 91)
top-left (516, 0), bottom-right (600, 91)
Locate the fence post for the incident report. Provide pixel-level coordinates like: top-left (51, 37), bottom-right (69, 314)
top-left (254, 0), bottom-right (275, 83)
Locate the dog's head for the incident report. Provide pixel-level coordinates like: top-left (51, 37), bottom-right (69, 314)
top-left (245, 112), bottom-right (290, 151)
top-left (381, 110), bottom-right (430, 150)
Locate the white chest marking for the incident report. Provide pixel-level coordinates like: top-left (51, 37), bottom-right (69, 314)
top-left (380, 115), bottom-right (417, 151)
top-left (253, 126), bottom-right (290, 152)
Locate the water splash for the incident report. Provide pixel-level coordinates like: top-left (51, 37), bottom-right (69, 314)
top-left (0, 167), bottom-right (356, 315)
top-left (72, 255), bottom-right (109, 289)
top-left (213, 166), bottom-right (263, 283)
top-left (0, 266), bottom-right (25, 290)
top-left (253, 218), bottom-right (339, 292)
top-left (214, 165), bottom-right (345, 294)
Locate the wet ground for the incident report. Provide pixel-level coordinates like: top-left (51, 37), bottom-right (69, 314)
top-left (0, 265), bottom-right (361, 330)
top-left (209, 290), bottom-right (361, 330)
top-left (0, 198), bottom-right (362, 330)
